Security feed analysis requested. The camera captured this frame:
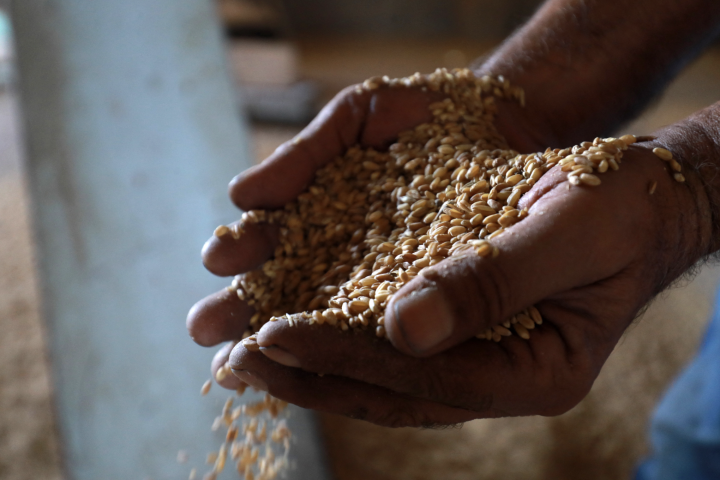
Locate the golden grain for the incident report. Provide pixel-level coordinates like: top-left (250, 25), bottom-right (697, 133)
top-left (214, 225), bottom-right (230, 238)
top-left (201, 380), bottom-right (212, 396)
top-left (493, 325), bottom-right (512, 336)
top-left (652, 147), bottom-right (673, 161)
top-left (242, 336), bottom-right (261, 352)
top-left (217, 69), bottom-right (679, 354)
top-left (517, 313), bottom-right (535, 330)
top-left (215, 364), bottom-right (230, 382)
top-left (579, 173), bottom-right (601, 186)
top-left (514, 323), bottom-right (531, 340)
top-left (619, 134), bottom-right (637, 145)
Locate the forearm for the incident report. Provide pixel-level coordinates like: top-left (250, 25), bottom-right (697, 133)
top-left (476, 0), bottom-right (720, 147)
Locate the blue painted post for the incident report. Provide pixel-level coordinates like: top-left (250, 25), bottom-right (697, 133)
top-left (10, 1), bottom-right (329, 479)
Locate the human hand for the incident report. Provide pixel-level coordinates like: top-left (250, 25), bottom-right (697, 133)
top-left (187, 78), bottom-right (706, 427)
top-left (187, 77), bottom-right (548, 391)
top-left (226, 141), bottom-right (707, 427)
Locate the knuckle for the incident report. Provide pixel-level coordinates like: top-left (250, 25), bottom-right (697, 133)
top-left (339, 84), bottom-right (363, 101)
top-left (337, 84), bottom-right (371, 114)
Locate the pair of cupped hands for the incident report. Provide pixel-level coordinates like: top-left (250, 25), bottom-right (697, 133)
top-left (187, 81), bottom-right (704, 427)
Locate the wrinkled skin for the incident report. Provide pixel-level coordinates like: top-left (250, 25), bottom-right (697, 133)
top-left (187, 84), bottom-right (707, 427)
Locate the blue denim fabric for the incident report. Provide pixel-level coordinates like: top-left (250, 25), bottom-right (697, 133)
top-left (636, 308), bottom-right (720, 480)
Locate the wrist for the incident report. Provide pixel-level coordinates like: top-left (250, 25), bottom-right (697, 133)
top-left (641, 126), bottom-right (717, 267)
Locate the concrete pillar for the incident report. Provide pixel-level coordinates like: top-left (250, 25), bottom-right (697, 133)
top-left (10, 1), bottom-right (329, 478)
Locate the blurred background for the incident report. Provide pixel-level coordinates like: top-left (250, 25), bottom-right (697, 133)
top-left (2, 0), bottom-right (720, 479)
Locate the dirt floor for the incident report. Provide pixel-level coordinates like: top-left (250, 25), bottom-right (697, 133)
top-left (3, 40), bottom-right (720, 480)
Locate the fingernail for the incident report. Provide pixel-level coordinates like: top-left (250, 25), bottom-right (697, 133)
top-left (260, 346), bottom-right (301, 368)
top-left (392, 285), bottom-right (454, 354)
top-left (232, 370), bottom-right (268, 392)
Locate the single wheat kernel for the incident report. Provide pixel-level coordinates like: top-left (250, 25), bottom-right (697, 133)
top-left (475, 243), bottom-right (493, 257)
top-left (216, 444), bottom-right (227, 473)
top-left (674, 173), bottom-right (686, 183)
top-left (514, 323), bottom-right (530, 340)
top-left (226, 424), bottom-right (239, 442)
top-left (242, 336), bottom-right (261, 352)
top-left (201, 380), bottom-right (212, 396)
top-left (363, 78), bottom-right (380, 90)
top-left (529, 306), bottom-right (543, 324)
top-left (493, 325), bottom-right (512, 336)
top-left (482, 214), bottom-right (501, 225)
top-left (215, 364), bottom-right (230, 382)
top-left (619, 134), bottom-right (636, 145)
top-left (649, 181), bottom-right (657, 195)
top-left (488, 229), bottom-right (505, 239)
top-left (652, 147), bottom-right (673, 161)
top-left (517, 314), bottom-right (535, 330)
top-left (579, 173), bottom-right (601, 186)
top-left (214, 225), bottom-right (230, 238)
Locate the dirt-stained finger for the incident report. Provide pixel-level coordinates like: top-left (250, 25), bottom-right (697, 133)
top-left (187, 288), bottom-right (253, 347)
top-left (211, 341), bottom-right (245, 390)
top-left (202, 221), bottom-right (281, 277)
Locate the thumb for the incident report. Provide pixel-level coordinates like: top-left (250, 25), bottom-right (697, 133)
top-left (383, 180), bottom-right (631, 357)
top-left (384, 248), bottom-right (541, 358)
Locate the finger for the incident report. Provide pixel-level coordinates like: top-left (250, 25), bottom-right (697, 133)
top-left (254, 316), bottom-right (590, 416)
top-left (385, 153), bottom-right (666, 357)
top-left (186, 288), bottom-right (253, 347)
top-left (202, 220), bottom-right (281, 277)
top-left (229, 86), bottom-right (439, 211)
top-left (229, 343), bottom-right (483, 428)
top-left (211, 341), bottom-right (244, 390)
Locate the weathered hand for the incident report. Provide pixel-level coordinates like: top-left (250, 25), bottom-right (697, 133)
top-left (187, 79), bottom-right (546, 389)
top-left (187, 79), bottom-right (705, 426)
top-left (187, 82), bottom-right (525, 388)
top-left (225, 142), bottom-right (704, 426)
